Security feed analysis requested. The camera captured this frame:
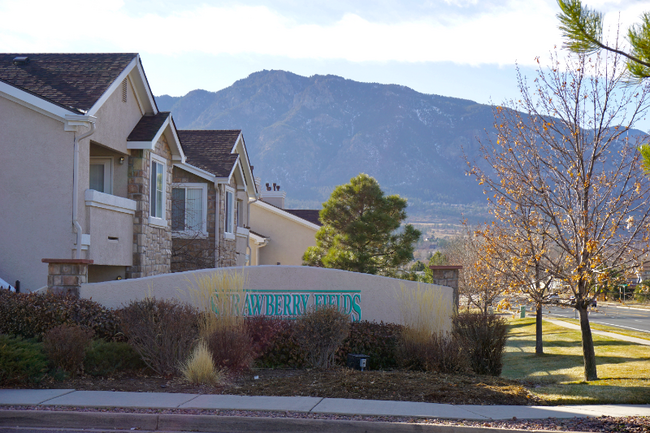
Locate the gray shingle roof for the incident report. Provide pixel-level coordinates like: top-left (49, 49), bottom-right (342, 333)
top-left (177, 130), bottom-right (241, 178)
top-left (0, 53), bottom-right (137, 113)
top-left (284, 209), bottom-right (322, 226)
top-left (128, 112), bottom-right (171, 142)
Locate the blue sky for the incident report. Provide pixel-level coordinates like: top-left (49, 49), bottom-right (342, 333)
top-left (2, 0), bottom-right (649, 129)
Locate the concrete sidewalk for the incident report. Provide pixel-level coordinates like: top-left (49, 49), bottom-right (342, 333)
top-left (1, 389), bottom-right (649, 420)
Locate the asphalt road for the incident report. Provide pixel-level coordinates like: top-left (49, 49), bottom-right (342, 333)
top-left (539, 303), bottom-right (650, 334)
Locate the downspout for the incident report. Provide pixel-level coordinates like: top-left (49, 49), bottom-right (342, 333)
top-left (245, 195), bottom-right (259, 266)
top-left (72, 121), bottom-right (96, 259)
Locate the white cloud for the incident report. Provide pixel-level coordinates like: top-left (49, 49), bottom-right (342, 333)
top-left (0, 0), bottom-right (561, 66)
top-left (0, 0), bottom-right (645, 67)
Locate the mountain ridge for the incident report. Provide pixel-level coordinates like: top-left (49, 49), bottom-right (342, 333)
top-left (157, 70), bottom-right (499, 221)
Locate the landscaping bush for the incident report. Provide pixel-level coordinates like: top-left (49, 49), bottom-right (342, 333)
top-left (253, 320), bottom-right (307, 368)
top-left (0, 290), bottom-right (121, 340)
top-left (245, 316), bottom-right (285, 356)
top-left (205, 325), bottom-right (255, 374)
top-left (453, 312), bottom-right (508, 376)
top-left (43, 324), bottom-right (94, 376)
top-left (294, 306), bottom-right (350, 369)
top-left (0, 334), bottom-right (48, 386)
top-left (181, 340), bottom-right (223, 385)
top-left (84, 340), bottom-right (147, 376)
top-left (118, 298), bottom-right (199, 377)
top-left (397, 331), bottom-right (468, 374)
top-left (335, 321), bottom-right (402, 370)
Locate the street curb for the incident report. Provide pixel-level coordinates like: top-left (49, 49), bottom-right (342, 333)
top-left (0, 409), bottom-right (158, 430)
top-left (0, 409), bottom-right (578, 433)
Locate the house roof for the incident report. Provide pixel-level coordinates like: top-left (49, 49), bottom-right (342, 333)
top-left (0, 53), bottom-right (138, 114)
top-left (284, 209), bottom-right (322, 227)
top-left (128, 112), bottom-right (171, 142)
top-left (177, 130), bottom-right (241, 178)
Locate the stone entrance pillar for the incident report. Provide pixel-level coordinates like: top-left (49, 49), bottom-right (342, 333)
top-left (429, 265), bottom-right (462, 310)
top-left (42, 258), bottom-right (93, 297)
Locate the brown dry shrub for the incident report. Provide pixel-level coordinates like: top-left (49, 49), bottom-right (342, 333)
top-left (294, 306), bottom-right (350, 369)
top-left (0, 291), bottom-right (121, 340)
top-left (205, 326), bottom-right (255, 374)
top-left (43, 324), bottom-right (94, 375)
top-left (397, 331), bottom-right (468, 374)
top-left (453, 312), bottom-right (508, 376)
top-left (118, 298), bottom-right (199, 377)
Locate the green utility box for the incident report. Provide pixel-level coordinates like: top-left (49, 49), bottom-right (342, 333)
top-left (520, 306), bottom-right (526, 318)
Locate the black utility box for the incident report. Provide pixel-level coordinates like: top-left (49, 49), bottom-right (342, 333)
top-left (347, 354), bottom-right (369, 371)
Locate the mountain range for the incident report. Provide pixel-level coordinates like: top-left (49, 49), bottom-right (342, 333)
top-left (156, 70), bottom-right (499, 222)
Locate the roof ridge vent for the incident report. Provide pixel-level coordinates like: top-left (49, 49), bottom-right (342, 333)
top-left (12, 56), bottom-right (30, 66)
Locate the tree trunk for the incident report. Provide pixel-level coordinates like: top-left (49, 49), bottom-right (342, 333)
top-left (578, 304), bottom-right (598, 381)
top-left (535, 303), bottom-right (544, 355)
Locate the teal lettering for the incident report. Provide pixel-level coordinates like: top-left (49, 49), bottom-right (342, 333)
top-left (301, 294), bottom-right (309, 314)
top-left (293, 294), bottom-right (302, 315)
top-left (249, 294), bottom-right (264, 316)
top-left (342, 294), bottom-right (352, 315)
top-left (351, 294), bottom-right (362, 322)
top-left (283, 294), bottom-right (292, 316)
top-left (274, 294), bottom-right (282, 316)
top-left (265, 294), bottom-right (274, 315)
top-left (314, 294), bottom-right (322, 308)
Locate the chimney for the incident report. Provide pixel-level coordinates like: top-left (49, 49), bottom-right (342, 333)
top-left (259, 180), bottom-right (286, 209)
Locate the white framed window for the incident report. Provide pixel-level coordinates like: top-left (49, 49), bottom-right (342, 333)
top-left (236, 199), bottom-right (244, 228)
top-left (89, 157), bottom-right (113, 194)
top-left (224, 187), bottom-right (235, 239)
top-left (149, 154), bottom-right (166, 226)
top-left (172, 183), bottom-right (208, 236)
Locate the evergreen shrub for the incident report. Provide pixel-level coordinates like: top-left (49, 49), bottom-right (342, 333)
top-left (84, 340), bottom-right (146, 376)
top-left (0, 334), bottom-right (48, 385)
top-left (335, 321), bottom-right (402, 370)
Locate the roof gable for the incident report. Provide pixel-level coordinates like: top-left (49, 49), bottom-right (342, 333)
top-left (178, 130), bottom-right (241, 178)
top-left (0, 53), bottom-right (138, 114)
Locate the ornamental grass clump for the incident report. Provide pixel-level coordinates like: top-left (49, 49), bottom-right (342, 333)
top-left (187, 270), bottom-right (255, 374)
top-left (294, 305), bottom-right (350, 369)
top-left (181, 340), bottom-right (223, 385)
top-left (188, 270), bottom-right (248, 337)
top-left (396, 284), bottom-right (465, 373)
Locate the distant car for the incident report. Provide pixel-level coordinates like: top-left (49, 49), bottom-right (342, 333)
top-left (569, 296), bottom-right (596, 307)
top-left (548, 293), bottom-right (560, 304)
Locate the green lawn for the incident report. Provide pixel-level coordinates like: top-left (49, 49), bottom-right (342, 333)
top-left (502, 318), bottom-right (650, 404)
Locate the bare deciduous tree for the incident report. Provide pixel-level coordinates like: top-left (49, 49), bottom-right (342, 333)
top-left (471, 50), bottom-right (650, 381)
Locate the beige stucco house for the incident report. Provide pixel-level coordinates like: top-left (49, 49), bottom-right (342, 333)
top-left (0, 53), bottom-right (257, 291)
top-left (248, 184), bottom-right (321, 266)
top-left (172, 130), bottom-right (257, 271)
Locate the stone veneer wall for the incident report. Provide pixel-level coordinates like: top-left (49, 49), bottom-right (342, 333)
top-left (126, 136), bottom-right (172, 278)
top-left (171, 167), bottom-right (217, 272)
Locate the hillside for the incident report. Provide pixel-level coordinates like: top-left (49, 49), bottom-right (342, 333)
top-left (157, 70), bottom-right (497, 222)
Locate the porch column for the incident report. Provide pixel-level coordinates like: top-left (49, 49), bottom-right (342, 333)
top-left (42, 258), bottom-right (93, 297)
top-left (429, 265), bottom-right (462, 310)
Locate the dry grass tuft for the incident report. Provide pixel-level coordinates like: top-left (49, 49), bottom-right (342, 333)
top-left (181, 341), bottom-right (223, 385)
top-left (398, 283), bottom-right (453, 344)
top-left (188, 270), bottom-right (248, 337)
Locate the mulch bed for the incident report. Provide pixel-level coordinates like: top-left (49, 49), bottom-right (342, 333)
top-left (29, 367), bottom-right (540, 406)
top-left (5, 369), bottom-right (650, 431)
